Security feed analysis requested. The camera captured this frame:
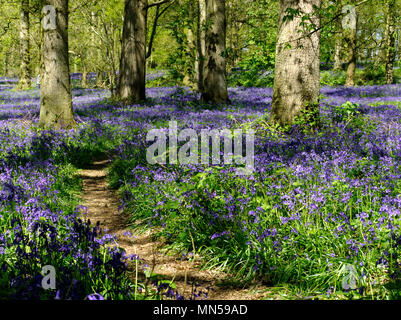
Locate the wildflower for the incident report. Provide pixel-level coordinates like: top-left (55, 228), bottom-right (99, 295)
top-left (86, 293), bottom-right (105, 300)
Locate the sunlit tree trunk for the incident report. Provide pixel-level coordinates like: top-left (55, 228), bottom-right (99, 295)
top-left (183, 0), bottom-right (198, 89)
top-left (271, 0), bottom-right (321, 127)
top-left (343, 4), bottom-right (357, 87)
top-left (39, 0), bottom-right (75, 129)
top-left (82, 61), bottom-right (88, 88)
top-left (333, 6), bottom-right (343, 71)
top-left (201, 0), bottom-right (229, 104)
top-left (116, 0), bottom-right (147, 103)
top-left (17, 0), bottom-right (31, 90)
top-left (183, 28), bottom-right (195, 87)
top-left (96, 71), bottom-right (104, 87)
top-left (385, 0), bottom-right (396, 84)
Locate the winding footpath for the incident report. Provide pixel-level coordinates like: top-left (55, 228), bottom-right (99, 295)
top-left (78, 158), bottom-right (268, 300)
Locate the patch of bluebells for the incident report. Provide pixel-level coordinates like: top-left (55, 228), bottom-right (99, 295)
top-left (0, 85), bottom-right (142, 299)
top-left (104, 83), bottom-right (401, 295)
top-left (4, 79), bottom-right (401, 298)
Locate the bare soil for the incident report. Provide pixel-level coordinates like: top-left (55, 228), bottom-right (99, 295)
top-left (78, 159), bottom-right (269, 300)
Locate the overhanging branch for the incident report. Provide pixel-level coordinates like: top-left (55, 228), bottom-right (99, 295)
top-left (146, 0), bottom-right (172, 9)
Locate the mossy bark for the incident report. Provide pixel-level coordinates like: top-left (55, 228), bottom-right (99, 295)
top-left (385, 0), bottom-right (396, 85)
top-left (343, 5), bottom-right (357, 87)
top-left (271, 0), bottom-right (321, 127)
top-left (201, 0), bottom-right (229, 104)
top-left (39, 0), bottom-right (75, 129)
top-left (17, 0), bottom-right (31, 90)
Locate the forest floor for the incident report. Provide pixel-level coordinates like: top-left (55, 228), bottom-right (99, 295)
top-left (78, 158), bottom-right (270, 300)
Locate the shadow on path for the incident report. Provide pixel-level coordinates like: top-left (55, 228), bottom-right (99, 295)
top-left (78, 159), bottom-right (269, 300)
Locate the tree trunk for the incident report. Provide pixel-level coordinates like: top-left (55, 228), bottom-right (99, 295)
top-left (183, 0), bottom-right (197, 88)
top-left (385, 0), bottom-right (396, 84)
top-left (117, 0), bottom-right (147, 103)
top-left (17, 0), bottom-right (31, 90)
top-left (333, 40), bottom-right (342, 71)
top-left (201, 0), bottom-right (229, 104)
top-left (196, 0), bottom-right (206, 92)
top-left (4, 54), bottom-right (8, 77)
top-left (96, 71), bottom-right (104, 87)
top-left (183, 26), bottom-right (196, 87)
top-left (82, 62), bottom-right (88, 88)
top-left (271, 0), bottom-right (321, 127)
top-left (343, 4), bottom-right (357, 87)
top-left (39, 0), bottom-right (75, 129)
top-left (333, 6), bottom-right (343, 71)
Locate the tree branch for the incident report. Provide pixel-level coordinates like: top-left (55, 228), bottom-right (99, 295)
top-left (146, 0), bottom-right (172, 9)
top-left (146, 5), bottom-right (160, 59)
top-left (278, 0), bottom-right (369, 46)
top-left (146, 0), bottom-right (176, 59)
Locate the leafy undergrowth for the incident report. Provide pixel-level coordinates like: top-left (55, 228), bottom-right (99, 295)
top-left (0, 115), bottom-right (185, 300)
top-left (108, 85), bottom-right (401, 300)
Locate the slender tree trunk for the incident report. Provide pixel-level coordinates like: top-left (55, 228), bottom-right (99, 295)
top-left (201, 0), bottom-right (229, 104)
top-left (117, 0), bottom-right (147, 103)
top-left (82, 71), bottom-right (88, 88)
top-left (18, 0), bottom-right (31, 90)
top-left (333, 6), bottom-right (343, 71)
top-left (343, 4), bottom-right (357, 87)
top-left (196, 0), bottom-right (206, 92)
top-left (385, 0), bottom-right (396, 84)
top-left (96, 71), bottom-right (104, 87)
top-left (183, 1), bottom-right (197, 88)
top-left (271, 0), bottom-right (321, 127)
top-left (39, 0), bottom-right (75, 129)
top-left (4, 53), bottom-right (8, 77)
top-left (183, 26), bottom-right (195, 87)
top-left (10, 46), bottom-right (17, 77)
top-left (82, 58), bottom-right (88, 88)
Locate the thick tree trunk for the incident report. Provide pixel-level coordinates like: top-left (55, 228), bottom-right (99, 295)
top-left (17, 0), bottom-right (31, 90)
top-left (39, 0), bottom-right (75, 129)
top-left (201, 0), bottom-right (229, 104)
top-left (343, 5), bottom-right (357, 87)
top-left (271, 0), bottom-right (321, 127)
top-left (117, 0), bottom-right (147, 103)
top-left (385, 0), bottom-right (396, 84)
top-left (345, 52), bottom-right (356, 86)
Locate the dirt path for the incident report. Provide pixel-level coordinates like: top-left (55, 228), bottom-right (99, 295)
top-left (78, 159), bottom-right (269, 300)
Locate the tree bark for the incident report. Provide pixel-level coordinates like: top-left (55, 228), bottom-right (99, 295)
top-left (183, 0), bottom-right (198, 89)
top-left (343, 4), bottom-right (357, 87)
top-left (385, 0), bottom-right (396, 84)
top-left (183, 25), bottom-right (196, 87)
top-left (17, 0), bottom-right (31, 90)
top-left (96, 71), bottom-right (104, 87)
top-left (201, 0), bottom-right (229, 104)
top-left (82, 64), bottom-right (88, 88)
top-left (333, 5), bottom-right (343, 71)
top-left (39, 0), bottom-right (75, 129)
top-left (271, 0), bottom-right (321, 127)
top-left (117, 0), bottom-right (147, 103)
top-left (196, 0), bottom-right (206, 92)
